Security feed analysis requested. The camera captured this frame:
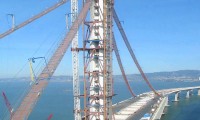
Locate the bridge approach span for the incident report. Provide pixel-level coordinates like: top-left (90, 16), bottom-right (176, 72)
top-left (113, 86), bottom-right (200, 120)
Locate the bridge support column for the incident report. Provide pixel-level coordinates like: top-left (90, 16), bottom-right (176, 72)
top-left (173, 92), bottom-right (180, 102)
top-left (198, 89), bottom-right (200, 96)
top-left (186, 90), bottom-right (192, 98)
top-left (186, 91), bottom-right (190, 98)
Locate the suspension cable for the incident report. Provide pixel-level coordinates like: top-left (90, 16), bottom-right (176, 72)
top-left (113, 34), bottom-right (136, 97)
top-left (113, 8), bottom-right (160, 96)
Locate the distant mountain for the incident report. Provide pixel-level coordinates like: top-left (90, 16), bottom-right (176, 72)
top-left (120, 70), bottom-right (200, 82)
top-left (1, 70), bottom-right (200, 82)
top-left (146, 70), bottom-right (200, 78)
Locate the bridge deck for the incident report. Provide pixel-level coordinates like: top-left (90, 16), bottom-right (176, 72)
top-left (114, 93), bottom-right (155, 120)
top-left (113, 86), bottom-right (200, 120)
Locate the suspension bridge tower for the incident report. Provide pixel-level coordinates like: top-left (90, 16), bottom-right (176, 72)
top-left (81, 0), bottom-right (114, 119)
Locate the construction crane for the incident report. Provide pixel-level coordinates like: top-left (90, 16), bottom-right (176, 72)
top-left (28, 58), bottom-right (36, 84)
top-left (0, 0), bottom-right (69, 39)
top-left (11, 1), bottom-right (92, 119)
top-left (28, 58), bottom-right (35, 82)
top-left (0, 1), bottom-right (160, 120)
top-left (77, 0), bottom-right (114, 119)
top-left (47, 114), bottom-right (53, 120)
top-left (2, 91), bottom-right (13, 119)
top-left (113, 8), bottom-right (159, 96)
top-left (28, 57), bottom-right (48, 84)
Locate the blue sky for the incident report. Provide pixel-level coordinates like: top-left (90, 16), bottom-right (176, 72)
top-left (0, 0), bottom-right (200, 78)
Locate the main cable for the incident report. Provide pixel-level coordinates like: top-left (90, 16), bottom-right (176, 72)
top-left (113, 8), bottom-right (160, 96)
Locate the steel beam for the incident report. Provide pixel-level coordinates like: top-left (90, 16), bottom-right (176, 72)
top-left (11, 1), bottom-right (92, 119)
top-left (71, 0), bottom-right (81, 119)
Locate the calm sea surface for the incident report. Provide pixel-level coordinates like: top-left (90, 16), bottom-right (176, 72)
top-left (0, 79), bottom-right (200, 120)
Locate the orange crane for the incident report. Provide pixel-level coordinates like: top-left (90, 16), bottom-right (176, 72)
top-left (0, 0), bottom-right (68, 39)
top-left (113, 8), bottom-right (160, 96)
top-left (2, 91), bottom-right (13, 119)
top-left (11, 0), bottom-right (92, 119)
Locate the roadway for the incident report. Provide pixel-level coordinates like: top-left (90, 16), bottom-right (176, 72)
top-left (113, 86), bottom-right (200, 120)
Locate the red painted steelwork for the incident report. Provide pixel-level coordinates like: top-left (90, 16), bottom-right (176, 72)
top-left (2, 92), bottom-right (13, 119)
top-left (113, 35), bottom-right (136, 97)
top-left (113, 8), bottom-right (160, 96)
top-left (11, 1), bottom-right (92, 119)
top-left (0, 0), bottom-right (68, 39)
top-left (47, 114), bottom-right (53, 120)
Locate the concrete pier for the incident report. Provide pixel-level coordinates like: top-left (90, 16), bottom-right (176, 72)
top-left (186, 90), bottom-right (190, 98)
top-left (198, 89), bottom-right (200, 96)
top-left (173, 92), bottom-right (180, 102)
top-left (186, 90), bottom-right (193, 98)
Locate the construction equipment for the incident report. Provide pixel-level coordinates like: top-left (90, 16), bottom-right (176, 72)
top-left (28, 58), bottom-right (36, 84)
top-left (28, 57), bottom-right (48, 84)
top-left (0, 1), bottom-right (162, 119)
top-left (47, 114), bottom-right (53, 120)
top-left (2, 92), bottom-right (13, 119)
top-left (0, 0), bottom-right (69, 39)
top-left (11, 1), bottom-right (92, 119)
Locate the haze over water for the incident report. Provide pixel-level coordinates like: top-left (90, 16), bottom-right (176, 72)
top-left (0, 79), bottom-right (200, 120)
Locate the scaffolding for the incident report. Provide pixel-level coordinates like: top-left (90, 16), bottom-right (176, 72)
top-left (71, 0), bottom-right (81, 120)
top-left (80, 0), bottom-right (114, 119)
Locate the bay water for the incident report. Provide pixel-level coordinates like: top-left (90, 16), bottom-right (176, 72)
top-left (0, 79), bottom-right (200, 120)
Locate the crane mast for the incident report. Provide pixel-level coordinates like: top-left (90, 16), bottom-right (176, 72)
top-left (0, 0), bottom-right (68, 39)
top-left (71, 0), bottom-right (81, 120)
top-left (0, 1), bottom-right (161, 120)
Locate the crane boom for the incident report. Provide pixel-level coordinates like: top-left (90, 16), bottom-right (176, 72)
top-left (113, 35), bottom-right (136, 97)
top-left (11, 1), bottom-right (92, 119)
top-left (113, 8), bottom-right (159, 96)
top-left (0, 0), bottom-right (68, 39)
